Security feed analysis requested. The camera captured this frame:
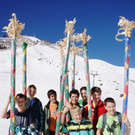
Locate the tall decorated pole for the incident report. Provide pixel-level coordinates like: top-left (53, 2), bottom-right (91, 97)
top-left (115, 16), bottom-right (135, 135)
top-left (56, 38), bottom-right (66, 90)
top-left (55, 18), bottom-right (76, 135)
top-left (76, 29), bottom-right (92, 116)
top-left (82, 29), bottom-right (92, 117)
top-left (70, 41), bottom-right (82, 90)
top-left (10, 37), bottom-right (16, 135)
top-left (22, 42), bottom-right (28, 95)
top-left (56, 37), bottom-right (70, 122)
top-left (3, 13), bottom-right (25, 135)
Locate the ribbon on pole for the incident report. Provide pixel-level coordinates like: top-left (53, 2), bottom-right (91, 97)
top-left (65, 71), bottom-right (70, 122)
top-left (55, 19), bottom-right (76, 135)
top-left (3, 13), bottom-right (25, 135)
top-left (22, 42), bottom-right (28, 95)
top-left (70, 39), bottom-right (82, 90)
top-left (56, 37), bottom-right (70, 123)
top-left (10, 39), bottom-right (16, 135)
top-left (71, 53), bottom-right (75, 89)
top-left (122, 35), bottom-right (130, 134)
top-left (81, 29), bottom-right (94, 134)
top-left (55, 37), bottom-right (70, 135)
top-left (115, 16), bottom-right (135, 135)
top-left (76, 29), bottom-right (92, 116)
top-left (83, 42), bottom-right (92, 116)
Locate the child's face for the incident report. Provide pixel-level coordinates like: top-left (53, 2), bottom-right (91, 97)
top-left (70, 94), bottom-right (79, 105)
top-left (49, 94), bottom-right (57, 103)
top-left (27, 87), bottom-right (36, 98)
top-left (92, 92), bottom-right (101, 103)
top-left (105, 102), bottom-right (116, 116)
top-left (16, 97), bottom-right (26, 109)
top-left (72, 112), bottom-right (82, 124)
top-left (81, 89), bottom-right (87, 101)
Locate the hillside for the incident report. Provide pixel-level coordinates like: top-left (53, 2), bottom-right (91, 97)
top-left (0, 37), bottom-right (135, 134)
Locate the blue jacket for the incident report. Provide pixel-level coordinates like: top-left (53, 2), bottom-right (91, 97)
top-left (27, 97), bottom-right (44, 132)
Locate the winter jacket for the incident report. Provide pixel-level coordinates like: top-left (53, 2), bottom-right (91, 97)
top-left (27, 97), bottom-right (44, 132)
top-left (60, 118), bottom-right (94, 135)
top-left (83, 100), bottom-right (107, 134)
top-left (43, 101), bottom-right (59, 135)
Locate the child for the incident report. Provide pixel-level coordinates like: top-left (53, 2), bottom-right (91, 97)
top-left (78, 86), bottom-right (87, 107)
top-left (96, 97), bottom-right (131, 135)
top-left (1, 93), bottom-right (37, 134)
top-left (43, 89), bottom-right (59, 135)
top-left (61, 89), bottom-right (81, 125)
top-left (60, 106), bottom-right (94, 135)
top-left (83, 87), bottom-right (107, 134)
top-left (27, 85), bottom-right (44, 135)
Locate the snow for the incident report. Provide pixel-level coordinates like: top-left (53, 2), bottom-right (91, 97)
top-left (23, 36), bottom-right (41, 42)
top-left (0, 37), bottom-right (135, 134)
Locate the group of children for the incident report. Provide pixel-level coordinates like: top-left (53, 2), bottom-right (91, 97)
top-left (1, 85), bottom-right (131, 135)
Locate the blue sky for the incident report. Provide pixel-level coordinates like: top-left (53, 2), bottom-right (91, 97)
top-left (1, 0), bottom-right (135, 68)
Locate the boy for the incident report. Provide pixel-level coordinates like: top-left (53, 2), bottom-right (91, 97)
top-left (61, 89), bottom-right (81, 125)
top-left (78, 86), bottom-right (87, 107)
top-left (1, 93), bottom-right (36, 134)
top-left (43, 89), bottom-right (59, 135)
top-left (83, 87), bottom-right (107, 134)
top-left (96, 97), bottom-right (131, 135)
top-left (60, 106), bottom-right (94, 135)
top-left (27, 85), bottom-right (44, 135)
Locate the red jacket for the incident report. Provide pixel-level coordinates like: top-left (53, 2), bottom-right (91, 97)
top-left (83, 100), bottom-right (107, 135)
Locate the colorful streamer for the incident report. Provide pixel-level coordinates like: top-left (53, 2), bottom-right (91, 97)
top-left (56, 19), bottom-right (76, 135)
top-left (65, 71), bottom-right (70, 122)
top-left (55, 36), bottom-right (71, 135)
top-left (83, 43), bottom-right (92, 117)
top-left (121, 35), bottom-right (130, 135)
top-left (10, 39), bottom-right (16, 135)
top-left (115, 16), bottom-right (135, 135)
top-left (3, 13), bottom-right (25, 135)
top-left (71, 54), bottom-right (75, 89)
top-left (22, 42), bottom-right (28, 95)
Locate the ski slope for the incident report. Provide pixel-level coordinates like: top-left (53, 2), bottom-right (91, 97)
top-left (0, 36), bottom-right (135, 134)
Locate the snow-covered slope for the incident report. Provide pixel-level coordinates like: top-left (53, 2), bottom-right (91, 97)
top-left (23, 36), bottom-right (41, 42)
top-left (0, 37), bottom-right (135, 134)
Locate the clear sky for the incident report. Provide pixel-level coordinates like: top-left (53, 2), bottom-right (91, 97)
top-left (1, 0), bottom-right (135, 68)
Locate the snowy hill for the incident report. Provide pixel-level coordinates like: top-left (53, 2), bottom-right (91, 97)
top-left (0, 36), bottom-right (135, 134)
